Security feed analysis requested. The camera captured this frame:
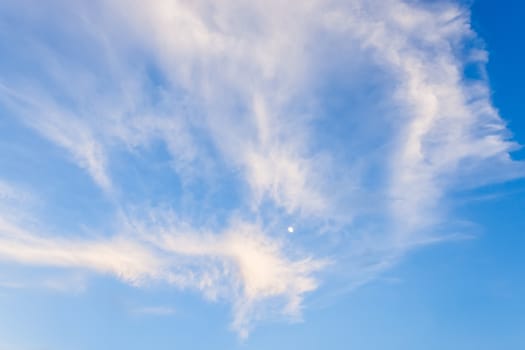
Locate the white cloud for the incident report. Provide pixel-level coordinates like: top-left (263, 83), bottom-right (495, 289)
top-left (0, 209), bottom-right (325, 337)
top-left (0, 0), bottom-right (523, 338)
top-left (0, 219), bottom-right (163, 285)
top-left (132, 306), bottom-right (177, 316)
top-left (0, 83), bottom-right (112, 192)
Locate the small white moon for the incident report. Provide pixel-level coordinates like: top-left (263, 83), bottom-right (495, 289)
top-left (287, 226), bottom-right (294, 233)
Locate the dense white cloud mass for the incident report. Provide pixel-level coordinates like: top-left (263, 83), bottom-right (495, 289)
top-left (0, 0), bottom-right (523, 337)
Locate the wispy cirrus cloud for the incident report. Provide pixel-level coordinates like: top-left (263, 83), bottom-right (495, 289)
top-left (0, 84), bottom-right (112, 192)
top-left (132, 306), bottom-right (177, 316)
top-left (0, 0), bottom-right (523, 337)
top-left (0, 204), bottom-right (325, 337)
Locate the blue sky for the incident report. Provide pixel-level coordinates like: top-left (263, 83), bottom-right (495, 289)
top-left (0, 0), bottom-right (524, 349)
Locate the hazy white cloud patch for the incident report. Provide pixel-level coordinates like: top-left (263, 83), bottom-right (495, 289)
top-left (0, 0), bottom-right (523, 337)
top-left (132, 306), bottom-right (177, 316)
top-left (0, 202), bottom-right (325, 337)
